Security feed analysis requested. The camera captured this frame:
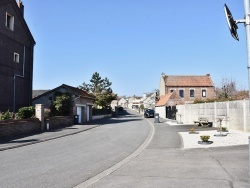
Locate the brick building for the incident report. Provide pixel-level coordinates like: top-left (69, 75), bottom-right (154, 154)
top-left (0, 0), bottom-right (35, 112)
top-left (159, 73), bottom-right (216, 103)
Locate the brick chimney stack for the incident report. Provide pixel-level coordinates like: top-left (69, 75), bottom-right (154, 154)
top-left (17, 0), bottom-right (24, 16)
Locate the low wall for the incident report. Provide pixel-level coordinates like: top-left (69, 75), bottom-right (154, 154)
top-left (92, 114), bottom-right (111, 120)
top-left (175, 99), bottom-right (250, 132)
top-left (44, 116), bottom-right (73, 130)
top-left (0, 118), bottom-right (41, 138)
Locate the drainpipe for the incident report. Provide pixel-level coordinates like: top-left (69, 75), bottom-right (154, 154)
top-left (13, 46), bottom-right (25, 112)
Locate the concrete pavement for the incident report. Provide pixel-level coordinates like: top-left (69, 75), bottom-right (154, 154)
top-left (89, 119), bottom-right (250, 188)
top-left (0, 112), bottom-right (249, 187)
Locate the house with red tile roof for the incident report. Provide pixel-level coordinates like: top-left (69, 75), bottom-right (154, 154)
top-left (155, 91), bottom-right (184, 119)
top-left (159, 73), bottom-right (216, 103)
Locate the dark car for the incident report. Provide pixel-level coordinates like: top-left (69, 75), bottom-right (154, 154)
top-left (144, 109), bottom-right (155, 118)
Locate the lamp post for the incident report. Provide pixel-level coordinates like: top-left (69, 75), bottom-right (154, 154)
top-left (244, 1), bottom-right (250, 100)
top-left (224, 0), bottom-right (250, 184)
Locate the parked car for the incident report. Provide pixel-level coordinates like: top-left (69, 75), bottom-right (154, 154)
top-left (144, 109), bottom-right (155, 118)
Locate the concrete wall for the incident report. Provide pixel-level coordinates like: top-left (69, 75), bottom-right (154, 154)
top-left (175, 99), bottom-right (250, 132)
top-left (155, 106), bottom-right (166, 119)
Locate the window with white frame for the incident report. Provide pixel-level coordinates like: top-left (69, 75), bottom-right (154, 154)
top-left (6, 12), bottom-right (14, 31)
top-left (190, 89), bottom-right (194, 97)
top-left (14, 52), bottom-right (19, 63)
top-left (202, 89), bottom-right (206, 97)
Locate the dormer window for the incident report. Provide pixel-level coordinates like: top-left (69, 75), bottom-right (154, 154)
top-left (6, 12), bottom-right (14, 31)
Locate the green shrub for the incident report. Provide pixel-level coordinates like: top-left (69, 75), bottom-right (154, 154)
top-left (200, 135), bottom-right (210, 142)
top-left (51, 92), bottom-right (71, 116)
top-left (16, 106), bottom-right (35, 119)
top-left (0, 110), bottom-right (14, 120)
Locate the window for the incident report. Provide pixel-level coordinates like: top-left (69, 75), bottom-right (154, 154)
top-left (6, 12), bottom-right (14, 31)
top-left (14, 53), bottom-right (19, 63)
top-left (202, 89), bottom-right (206, 97)
top-left (179, 90), bottom-right (184, 98)
top-left (170, 89), bottom-right (174, 93)
top-left (190, 89), bottom-right (194, 97)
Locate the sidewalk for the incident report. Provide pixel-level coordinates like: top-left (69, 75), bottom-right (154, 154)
top-left (0, 123), bottom-right (101, 151)
top-left (88, 120), bottom-right (250, 188)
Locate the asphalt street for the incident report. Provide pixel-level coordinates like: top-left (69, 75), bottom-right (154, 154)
top-left (0, 110), bottom-right (150, 188)
top-left (0, 109), bottom-right (249, 188)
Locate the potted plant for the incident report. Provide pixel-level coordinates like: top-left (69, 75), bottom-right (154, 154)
top-left (189, 127), bottom-right (198, 134)
top-left (215, 117), bottom-right (228, 137)
top-left (200, 135), bottom-right (210, 142)
top-left (218, 126), bottom-right (228, 132)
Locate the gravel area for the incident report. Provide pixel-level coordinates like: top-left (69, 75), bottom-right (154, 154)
top-left (166, 121), bottom-right (250, 149)
top-left (179, 130), bottom-right (250, 149)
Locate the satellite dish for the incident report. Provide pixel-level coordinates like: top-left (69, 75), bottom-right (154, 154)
top-left (224, 4), bottom-right (239, 41)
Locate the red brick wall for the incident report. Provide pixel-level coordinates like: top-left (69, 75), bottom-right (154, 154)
top-left (0, 118), bottom-right (41, 138)
top-left (166, 86), bottom-right (215, 102)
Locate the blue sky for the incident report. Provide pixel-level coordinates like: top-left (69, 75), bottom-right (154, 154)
top-left (24, 0), bottom-right (247, 96)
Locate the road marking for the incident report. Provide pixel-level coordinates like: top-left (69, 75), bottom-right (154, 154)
top-left (74, 118), bottom-right (155, 188)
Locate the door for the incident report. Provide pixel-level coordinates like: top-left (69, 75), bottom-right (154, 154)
top-left (87, 106), bottom-right (90, 121)
top-left (77, 106), bottom-right (82, 123)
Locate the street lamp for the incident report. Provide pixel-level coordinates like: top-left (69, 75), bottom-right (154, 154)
top-left (224, 1), bottom-right (250, 184)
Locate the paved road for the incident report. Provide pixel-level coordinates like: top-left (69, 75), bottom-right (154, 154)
top-left (0, 110), bottom-right (151, 188)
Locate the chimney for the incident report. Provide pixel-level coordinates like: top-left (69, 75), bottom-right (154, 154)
top-left (17, 0), bottom-right (24, 16)
top-left (206, 73), bottom-right (210, 77)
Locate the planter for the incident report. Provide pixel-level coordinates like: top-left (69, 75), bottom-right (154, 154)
top-left (214, 133), bottom-right (227, 137)
top-left (198, 141), bottom-right (213, 145)
top-left (189, 131), bottom-right (199, 134)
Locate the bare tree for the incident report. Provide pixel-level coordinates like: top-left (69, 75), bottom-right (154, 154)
top-left (215, 78), bottom-right (237, 99)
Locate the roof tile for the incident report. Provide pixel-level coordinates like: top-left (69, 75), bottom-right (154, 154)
top-left (164, 75), bottom-right (214, 87)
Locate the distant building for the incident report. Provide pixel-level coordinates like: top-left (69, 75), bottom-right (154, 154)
top-left (159, 73), bottom-right (215, 103)
top-left (0, 0), bottom-right (35, 112)
top-left (142, 93), bottom-right (156, 109)
top-left (127, 96), bottom-right (143, 109)
top-left (118, 98), bottom-right (127, 108)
